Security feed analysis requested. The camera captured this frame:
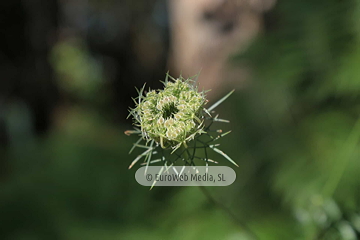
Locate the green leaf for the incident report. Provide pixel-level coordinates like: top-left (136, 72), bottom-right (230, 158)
top-left (140, 159), bottom-right (162, 165)
top-left (207, 89), bottom-right (235, 112)
top-left (210, 146), bottom-right (239, 167)
top-left (150, 166), bottom-right (164, 190)
top-left (203, 108), bottom-right (212, 117)
top-left (213, 118), bottom-right (230, 123)
top-left (144, 140), bottom-right (155, 174)
top-left (129, 137), bottom-right (143, 154)
top-left (128, 147), bottom-right (152, 169)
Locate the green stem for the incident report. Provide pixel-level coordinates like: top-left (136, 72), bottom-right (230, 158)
top-left (322, 117), bottom-right (360, 197)
top-left (199, 186), bottom-right (260, 240)
top-left (181, 144), bottom-right (191, 165)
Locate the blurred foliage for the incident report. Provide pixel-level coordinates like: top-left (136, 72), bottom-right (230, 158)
top-left (229, 0), bottom-right (360, 239)
top-left (50, 37), bottom-right (104, 102)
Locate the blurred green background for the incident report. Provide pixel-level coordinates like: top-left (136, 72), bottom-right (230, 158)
top-left (1, 0), bottom-right (360, 239)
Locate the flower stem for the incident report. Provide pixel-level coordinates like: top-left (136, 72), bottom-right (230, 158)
top-left (198, 186), bottom-right (260, 240)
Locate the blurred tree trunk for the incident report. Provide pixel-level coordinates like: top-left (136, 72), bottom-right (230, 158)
top-left (168, 0), bottom-right (276, 99)
top-left (0, 0), bottom-right (59, 179)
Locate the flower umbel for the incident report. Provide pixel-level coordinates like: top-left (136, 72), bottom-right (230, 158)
top-left (126, 73), bottom-right (237, 173)
top-left (133, 77), bottom-right (206, 150)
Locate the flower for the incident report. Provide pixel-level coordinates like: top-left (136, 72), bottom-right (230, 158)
top-left (126, 73), bottom-right (237, 171)
top-left (129, 76), bottom-right (207, 150)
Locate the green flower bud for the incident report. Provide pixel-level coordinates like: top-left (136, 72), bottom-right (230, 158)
top-left (126, 73), bottom-right (237, 171)
top-left (129, 75), bottom-right (206, 149)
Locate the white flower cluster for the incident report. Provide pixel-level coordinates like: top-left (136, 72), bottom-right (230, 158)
top-left (133, 77), bottom-right (206, 149)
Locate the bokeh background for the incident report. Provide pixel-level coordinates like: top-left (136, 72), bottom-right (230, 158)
top-left (1, 0), bottom-right (360, 239)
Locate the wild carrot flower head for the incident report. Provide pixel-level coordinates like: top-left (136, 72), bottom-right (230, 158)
top-left (126, 73), bottom-right (237, 171)
top-left (129, 75), bottom-right (207, 150)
